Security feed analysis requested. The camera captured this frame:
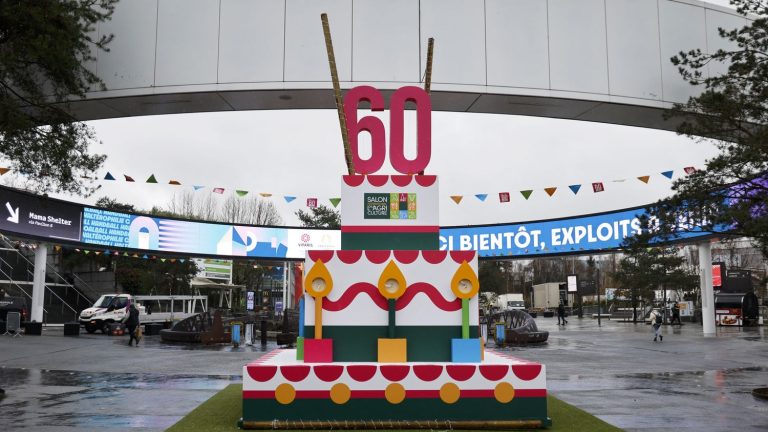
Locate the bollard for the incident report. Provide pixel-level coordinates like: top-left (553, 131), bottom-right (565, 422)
top-left (260, 320), bottom-right (267, 347)
top-left (232, 323), bottom-right (241, 348)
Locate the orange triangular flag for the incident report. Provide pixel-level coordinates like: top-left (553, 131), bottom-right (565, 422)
top-left (637, 176), bottom-right (650, 184)
top-left (0, 167), bottom-right (10, 175)
top-left (544, 187), bottom-right (557, 197)
top-left (450, 196), bottom-right (463, 204)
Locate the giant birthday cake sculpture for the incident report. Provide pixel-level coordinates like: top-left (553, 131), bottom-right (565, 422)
top-left (240, 86), bottom-right (550, 429)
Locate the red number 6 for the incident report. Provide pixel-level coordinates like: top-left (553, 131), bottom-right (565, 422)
top-left (344, 86), bottom-right (386, 175)
top-left (344, 86), bottom-right (432, 175)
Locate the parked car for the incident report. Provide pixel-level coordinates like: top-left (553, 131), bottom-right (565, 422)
top-left (78, 294), bottom-right (117, 333)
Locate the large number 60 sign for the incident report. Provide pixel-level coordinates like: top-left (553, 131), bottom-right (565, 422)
top-left (344, 86), bottom-right (431, 175)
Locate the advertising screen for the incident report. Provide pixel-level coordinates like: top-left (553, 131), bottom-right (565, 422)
top-left (567, 274), bottom-right (578, 292)
top-left (0, 187), bottom-right (82, 241)
top-left (439, 207), bottom-right (712, 257)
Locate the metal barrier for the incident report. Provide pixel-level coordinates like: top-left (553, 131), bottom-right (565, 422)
top-left (4, 311), bottom-right (22, 337)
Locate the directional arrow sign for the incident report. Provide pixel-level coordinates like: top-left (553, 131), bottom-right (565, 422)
top-left (5, 202), bottom-right (18, 224)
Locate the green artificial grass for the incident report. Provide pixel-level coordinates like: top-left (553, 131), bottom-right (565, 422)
top-left (166, 384), bottom-right (622, 432)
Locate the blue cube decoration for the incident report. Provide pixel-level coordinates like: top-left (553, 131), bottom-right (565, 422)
top-left (451, 338), bottom-right (482, 363)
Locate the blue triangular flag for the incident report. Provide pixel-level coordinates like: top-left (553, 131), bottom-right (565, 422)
top-left (569, 184), bottom-right (582, 195)
top-left (474, 194), bottom-right (488, 202)
top-left (179, 259), bottom-right (185, 263)
top-left (104, 172), bottom-right (116, 181)
top-left (661, 171), bottom-right (674, 179)
top-left (142, 254), bottom-right (148, 259)
top-left (284, 196), bottom-right (296, 203)
top-left (193, 185), bottom-right (204, 191)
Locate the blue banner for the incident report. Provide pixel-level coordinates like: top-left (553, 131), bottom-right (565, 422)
top-left (439, 207), bottom-right (710, 257)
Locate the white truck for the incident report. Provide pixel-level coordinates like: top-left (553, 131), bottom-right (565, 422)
top-left (81, 294), bottom-right (208, 334)
top-left (532, 282), bottom-right (563, 309)
top-left (496, 293), bottom-right (526, 311)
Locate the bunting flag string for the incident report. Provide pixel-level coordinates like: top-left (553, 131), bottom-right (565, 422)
top-left (78, 164), bottom-right (698, 209)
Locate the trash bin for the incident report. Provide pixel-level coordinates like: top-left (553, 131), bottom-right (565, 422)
top-left (232, 323), bottom-right (241, 347)
top-left (495, 323), bottom-right (505, 346)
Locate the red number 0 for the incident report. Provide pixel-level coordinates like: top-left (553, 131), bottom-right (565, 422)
top-left (344, 86), bottom-right (431, 175)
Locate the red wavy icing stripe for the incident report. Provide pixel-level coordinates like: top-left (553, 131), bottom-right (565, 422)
top-left (323, 283), bottom-right (388, 311)
top-left (322, 282), bottom-right (460, 312)
top-left (396, 282), bottom-right (461, 312)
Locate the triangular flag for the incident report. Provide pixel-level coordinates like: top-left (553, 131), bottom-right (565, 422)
top-left (123, 252), bottom-right (129, 256)
top-left (104, 172), bottom-right (116, 181)
top-left (520, 190), bottom-right (533, 200)
top-left (661, 170), bottom-right (674, 179)
top-left (84, 250), bottom-right (90, 255)
top-left (569, 184), bottom-right (581, 195)
top-left (544, 187), bottom-right (557, 197)
top-left (170, 258), bottom-right (176, 263)
top-left (260, 193), bottom-right (273, 198)
top-left (75, 248), bottom-right (81, 252)
top-left (684, 166), bottom-right (696, 175)
top-left (329, 198), bottom-right (341, 207)
top-left (142, 254), bottom-right (148, 259)
top-left (161, 258), bottom-right (166, 262)
top-left (95, 251), bottom-right (102, 255)
top-left (637, 176), bottom-right (650, 184)
top-left (146, 174), bottom-right (158, 183)
top-left (168, 180), bottom-right (181, 185)
top-left (284, 196), bottom-right (296, 203)
top-left (179, 259), bottom-right (185, 263)
top-left (235, 190), bottom-right (248, 197)
top-left (54, 245), bottom-right (62, 251)
top-left (450, 196), bottom-right (463, 204)
top-left (124, 174), bottom-right (135, 182)
top-left (475, 194), bottom-right (488, 202)
top-left (213, 187), bottom-right (225, 194)
top-left (104, 250), bottom-right (110, 255)
top-left (592, 182), bottom-right (605, 193)
top-left (193, 185), bottom-right (204, 191)
top-left (499, 192), bottom-right (510, 203)
top-left (0, 167), bottom-right (10, 176)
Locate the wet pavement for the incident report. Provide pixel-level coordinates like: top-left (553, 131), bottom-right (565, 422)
top-left (0, 318), bottom-right (766, 431)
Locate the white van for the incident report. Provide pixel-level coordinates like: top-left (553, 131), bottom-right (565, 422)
top-left (79, 294), bottom-right (116, 333)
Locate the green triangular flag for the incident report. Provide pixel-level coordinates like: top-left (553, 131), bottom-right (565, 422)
top-left (236, 190), bottom-right (248, 197)
top-left (520, 190), bottom-right (533, 200)
top-left (146, 174), bottom-right (158, 183)
top-left (329, 198), bottom-right (341, 208)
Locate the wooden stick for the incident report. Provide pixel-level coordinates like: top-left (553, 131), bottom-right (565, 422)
top-left (321, 13), bottom-right (355, 175)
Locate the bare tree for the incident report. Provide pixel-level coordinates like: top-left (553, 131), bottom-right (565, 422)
top-left (220, 196), bottom-right (282, 225)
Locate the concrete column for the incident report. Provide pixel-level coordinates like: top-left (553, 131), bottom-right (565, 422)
top-left (698, 241), bottom-right (715, 334)
top-left (30, 243), bottom-right (48, 323)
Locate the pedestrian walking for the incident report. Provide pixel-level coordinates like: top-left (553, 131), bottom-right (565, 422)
top-left (670, 302), bottom-right (682, 325)
top-left (125, 302), bottom-right (141, 347)
top-left (650, 309), bottom-right (663, 342)
top-left (557, 302), bottom-right (568, 325)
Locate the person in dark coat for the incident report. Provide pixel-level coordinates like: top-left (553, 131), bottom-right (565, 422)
top-left (557, 302), bottom-right (568, 325)
top-left (670, 302), bottom-right (682, 325)
top-left (125, 303), bottom-right (140, 346)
